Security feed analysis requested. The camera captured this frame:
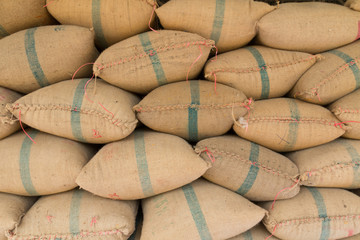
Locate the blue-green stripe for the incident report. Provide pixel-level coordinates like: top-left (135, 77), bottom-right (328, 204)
top-left (24, 27), bottom-right (49, 88)
top-left (210, 0), bottom-right (225, 44)
top-left (286, 99), bottom-right (300, 150)
top-left (71, 79), bottom-right (87, 142)
top-left (19, 130), bottom-right (40, 196)
top-left (328, 50), bottom-right (360, 89)
top-left (188, 81), bottom-right (200, 142)
top-left (92, 0), bottom-right (108, 49)
top-left (236, 143), bottom-right (260, 196)
top-left (0, 24), bottom-right (9, 37)
top-left (307, 188), bottom-right (330, 240)
top-left (69, 190), bottom-right (83, 236)
top-left (138, 32), bottom-right (167, 86)
top-left (247, 47), bottom-right (270, 99)
top-left (338, 139), bottom-right (360, 188)
top-left (182, 184), bottom-right (212, 240)
top-left (134, 130), bottom-right (154, 197)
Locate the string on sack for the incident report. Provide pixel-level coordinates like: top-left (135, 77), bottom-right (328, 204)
top-left (186, 45), bottom-right (203, 82)
top-left (271, 176), bottom-right (300, 210)
top-left (149, 4), bottom-right (159, 33)
top-left (265, 224), bottom-right (278, 240)
top-left (18, 108), bottom-right (36, 144)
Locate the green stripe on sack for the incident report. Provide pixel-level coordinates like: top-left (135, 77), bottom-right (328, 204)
top-left (243, 230), bottom-right (253, 240)
top-left (69, 190), bottom-right (83, 236)
top-left (182, 184), bottom-right (212, 240)
top-left (338, 139), bottom-right (360, 188)
top-left (285, 99), bottom-right (300, 150)
top-left (247, 47), bottom-right (270, 99)
top-left (24, 27), bottom-right (50, 88)
top-left (0, 24), bottom-right (9, 37)
top-left (71, 79), bottom-right (87, 142)
top-left (188, 81), bottom-right (200, 142)
top-left (19, 130), bottom-right (40, 196)
top-left (328, 50), bottom-right (360, 89)
top-left (92, 0), bottom-right (108, 49)
top-left (210, 0), bottom-right (225, 44)
top-left (236, 142), bottom-right (260, 196)
top-left (138, 32), bottom-right (167, 86)
top-left (134, 130), bottom-right (154, 197)
top-left (307, 188), bottom-right (330, 240)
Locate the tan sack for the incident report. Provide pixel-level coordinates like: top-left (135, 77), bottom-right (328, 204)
top-left (0, 193), bottom-right (36, 240)
top-left (6, 79), bottom-right (140, 144)
top-left (227, 224), bottom-right (279, 240)
top-left (0, 87), bottom-right (22, 139)
top-left (346, 0), bottom-right (360, 11)
top-left (204, 46), bottom-right (319, 99)
top-left (0, 25), bottom-right (98, 93)
top-left (287, 138), bottom-right (360, 189)
top-left (46, 0), bottom-right (156, 49)
top-left (141, 178), bottom-right (267, 240)
top-left (290, 40), bottom-right (360, 105)
top-left (329, 89), bottom-right (360, 139)
top-left (0, 129), bottom-right (95, 196)
top-left (77, 129), bottom-right (210, 200)
top-left (261, 187), bottom-right (360, 240)
top-left (134, 80), bottom-right (250, 142)
top-left (233, 98), bottom-right (346, 152)
top-left (256, 2), bottom-right (360, 54)
top-left (94, 30), bottom-right (214, 94)
top-left (195, 135), bottom-right (300, 201)
top-left (155, 0), bottom-right (275, 53)
top-left (0, 0), bottom-right (56, 39)
top-left (6, 189), bottom-right (138, 240)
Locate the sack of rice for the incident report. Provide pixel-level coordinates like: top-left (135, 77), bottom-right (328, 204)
top-left (0, 0), bottom-right (56, 39)
top-left (286, 138), bottom-right (360, 189)
top-left (0, 25), bottom-right (99, 94)
top-left (133, 80), bottom-right (250, 142)
top-left (195, 135), bottom-right (300, 201)
top-left (204, 46), bottom-right (320, 99)
top-left (346, 0), bottom-right (360, 11)
top-left (256, 2), bottom-right (360, 54)
top-left (0, 193), bottom-right (36, 240)
top-left (261, 187), bottom-right (360, 240)
top-left (228, 224), bottom-right (279, 240)
top-left (0, 87), bottom-right (22, 140)
top-left (6, 78), bottom-right (140, 144)
top-left (77, 129), bottom-right (210, 200)
top-left (6, 189), bottom-right (138, 240)
top-left (0, 129), bottom-right (95, 196)
top-left (329, 89), bottom-right (360, 139)
top-left (46, 0), bottom-right (156, 49)
top-left (94, 30), bottom-right (215, 94)
top-left (289, 40), bottom-right (360, 105)
top-left (155, 0), bottom-right (275, 53)
top-left (141, 178), bottom-right (267, 240)
top-left (233, 98), bottom-right (346, 152)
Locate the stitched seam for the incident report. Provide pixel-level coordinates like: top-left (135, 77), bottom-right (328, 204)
top-left (301, 161), bottom-right (360, 177)
top-left (333, 107), bottom-right (360, 114)
top-left (245, 117), bottom-right (344, 129)
top-left (134, 102), bottom-right (249, 112)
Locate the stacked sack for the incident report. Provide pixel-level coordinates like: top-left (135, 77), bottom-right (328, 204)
top-left (0, 0), bottom-right (359, 239)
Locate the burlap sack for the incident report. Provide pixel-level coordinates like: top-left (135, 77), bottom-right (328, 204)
top-left (233, 98), bottom-right (346, 152)
top-left (46, 0), bottom-right (156, 49)
top-left (94, 30), bottom-right (215, 94)
top-left (133, 80), bottom-right (250, 142)
top-left (227, 224), bottom-right (279, 240)
top-left (155, 0), bottom-right (275, 53)
top-left (0, 129), bottom-right (95, 196)
top-left (286, 138), bottom-right (360, 189)
top-left (261, 187), bottom-right (360, 240)
top-left (195, 135), bottom-right (300, 201)
top-left (256, 2), bottom-right (360, 54)
top-left (0, 25), bottom-right (99, 94)
top-left (6, 79), bottom-right (140, 144)
top-left (204, 46), bottom-right (320, 99)
top-left (0, 87), bottom-right (22, 140)
top-left (289, 40), bottom-right (360, 105)
top-left (329, 89), bottom-right (360, 139)
top-left (141, 178), bottom-right (267, 240)
top-left (346, 0), bottom-right (360, 11)
top-left (0, 193), bottom-right (36, 240)
top-left (77, 129), bottom-right (210, 200)
top-left (0, 0), bottom-right (56, 39)
top-left (6, 189), bottom-right (138, 240)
